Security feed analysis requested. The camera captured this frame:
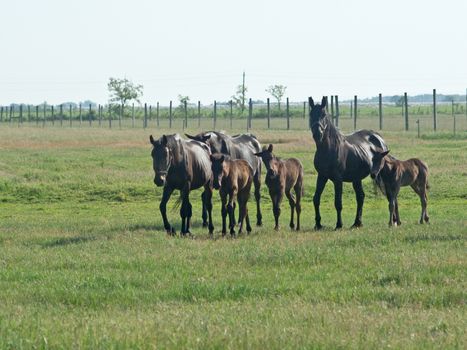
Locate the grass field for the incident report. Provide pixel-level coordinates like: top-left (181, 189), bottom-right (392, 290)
top-left (0, 125), bottom-right (465, 349)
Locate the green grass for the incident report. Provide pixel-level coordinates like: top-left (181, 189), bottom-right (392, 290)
top-left (0, 126), bottom-right (465, 349)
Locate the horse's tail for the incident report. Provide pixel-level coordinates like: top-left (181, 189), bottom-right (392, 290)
top-left (171, 194), bottom-right (183, 213)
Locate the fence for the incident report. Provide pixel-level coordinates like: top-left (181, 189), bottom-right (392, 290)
top-left (1, 91), bottom-right (466, 135)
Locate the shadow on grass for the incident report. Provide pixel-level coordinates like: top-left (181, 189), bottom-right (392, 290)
top-left (41, 235), bottom-right (97, 248)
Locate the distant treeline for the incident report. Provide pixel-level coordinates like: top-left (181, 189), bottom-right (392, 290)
top-left (351, 94), bottom-right (467, 104)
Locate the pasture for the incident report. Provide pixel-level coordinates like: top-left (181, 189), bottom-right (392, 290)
top-left (0, 125), bottom-right (465, 349)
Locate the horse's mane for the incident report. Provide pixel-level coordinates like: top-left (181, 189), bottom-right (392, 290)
top-left (324, 114), bottom-right (344, 145)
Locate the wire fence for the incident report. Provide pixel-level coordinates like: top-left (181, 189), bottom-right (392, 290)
top-left (1, 92), bottom-right (466, 135)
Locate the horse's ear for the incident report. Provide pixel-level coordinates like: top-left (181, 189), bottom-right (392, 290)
top-left (162, 135), bottom-right (168, 146)
top-left (381, 150), bottom-right (390, 157)
top-left (185, 133), bottom-right (195, 140)
top-left (202, 135), bottom-right (211, 142)
top-left (309, 97), bottom-right (314, 108)
top-left (267, 144), bottom-right (273, 153)
top-left (210, 154), bottom-right (215, 162)
top-left (219, 155), bottom-right (225, 162)
top-left (149, 135), bottom-right (155, 144)
top-left (321, 96), bottom-right (328, 109)
top-left (254, 151), bottom-right (262, 157)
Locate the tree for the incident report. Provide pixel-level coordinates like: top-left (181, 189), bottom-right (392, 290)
top-left (107, 77), bottom-right (143, 107)
top-left (266, 85), bottom-right (287, 110)
top-left (178, 95), bottom-right (190, 109)
top-left (232, 84), bottom-right (248, 113)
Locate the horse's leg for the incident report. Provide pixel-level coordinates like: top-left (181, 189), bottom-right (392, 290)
top-left (387, 194), bottom-right (396, 227)
top-left (412, 182), bottom-right (428, 224)
top-left (272, 191), bottom-right (283, 231)
top-left (333, 180), bottom-right (343, 229)
top-left (253, 171), bottom-right (262, 226)
top-left (285, 190), bottom-right (296, 230)
top-left (220, 189), bottom-right (228, 236)
top-left (423, 188), bottom-right (429, 223)
top-left (201, 192), bottom-right (208, 228)
top-left (203, 184), bottom-right (214, 235)
top-left (351, 180), bottom-right (365, 228)
top-left (294, 183), bottom-right (302, 231)
top-left (237, 193), bottom-right (247, 235)
top-left (179, 183), bottom-right (191, 236)
top-left (313, 175), bottom-right (328, 230)
top-left (228, 188), bottom-right (238, 236)
top-left (160, 185), bottom-right (175, 235)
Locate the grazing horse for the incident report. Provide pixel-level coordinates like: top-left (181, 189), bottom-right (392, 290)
top-left (255, 144), bottom-right (304, 231)
top-left (210, 153), bottom-right (253, 236)
top-left (370, 150), bottom-right (430, 226)
top-left (309, 96), bottom-right (388, 229)
top-left (185, 131), bottom-right (263, 226)
top-left (150, 134), bottom-right (214, 236)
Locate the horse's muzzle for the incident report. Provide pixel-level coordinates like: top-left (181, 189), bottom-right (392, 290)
top-left (154, 176), bottom-right (166, 187)
top-left (213, 180), bottom-right (221, 190)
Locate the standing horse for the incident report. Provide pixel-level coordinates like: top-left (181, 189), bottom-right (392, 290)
top-left (210, 153), bottom-right (253, 236)
top-left (185, 131), bottom-right (263, 226)
top-left (370, 150), bottom-right (430, 226)
top-left (309, 96), bottom-right (388, 229)
top-left (150, 134), bottom-right (214, 236)
top-left (255, 144), bottom-right (304, 231)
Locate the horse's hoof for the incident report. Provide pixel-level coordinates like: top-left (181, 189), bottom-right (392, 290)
top-left (334, 225), bottom-right (343, 231)
top-left (314, 224), bottom-right (323, 231)
top-left (202, 222), bottom-right (208, 228)
top-left (290, 223), bottom-right (295, 229)
top-left (274, 226), bottom-right (280, 231)
top-left (350, 222), bottom-right (362, 229)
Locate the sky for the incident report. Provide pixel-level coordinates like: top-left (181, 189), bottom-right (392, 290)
top-left (1, 0), bottom-right (466, 105)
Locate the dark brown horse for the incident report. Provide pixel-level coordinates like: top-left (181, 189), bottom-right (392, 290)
top-left (309, 96), bottom-right (388, 229)
top-left (210, 153), bottom-right (253, 236)
top-left (255, 144), bottom-right (304, 231)
top-left (185, 131), bottom-right (263, 226)
top-left (150, 134), bottom-right (214, 236)
top-left (370, 150), bottom-right (429, 226)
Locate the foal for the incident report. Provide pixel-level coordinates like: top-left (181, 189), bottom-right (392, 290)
top-left (210, 153), bottom-right (254, 236)
top-left (370, 150), bottom-right (430, 226)
top-left (255, 144), bottom-right (304, 231)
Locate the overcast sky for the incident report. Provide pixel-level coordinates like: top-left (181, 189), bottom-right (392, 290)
top-left (1, 0), bottom-right (466, 105)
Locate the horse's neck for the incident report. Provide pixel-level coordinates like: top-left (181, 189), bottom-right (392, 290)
top-left (170, 140), bottom-right (186, 167)
top-left (316, 125), bottom-right (342, 152)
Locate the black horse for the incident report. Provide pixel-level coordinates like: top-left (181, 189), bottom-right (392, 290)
top-left (150, 134), bottom-right (214, 236)
top-left (309, 96), bottom-right (388, 229)
top-left (185, 131), bottom-right (263, 226)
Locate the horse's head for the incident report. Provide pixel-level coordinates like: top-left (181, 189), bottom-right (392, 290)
top-left (370, 149), bottom-right (390, 179)
top-left (254, 144), bottom-right (278, 178)
top-left (309, 96), bottom-right (329, 143)
top-left (150, 134), bottom-right (172, 187)
top-left (210, 153), bottom-right (227, 190)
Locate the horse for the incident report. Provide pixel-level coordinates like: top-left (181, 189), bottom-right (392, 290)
top-left (254, 144), bottom-right (304, 231)
top-left (309, 96), bottom-right (388, 230)
top-left (210, 153), bottom-right (253, 236)
top-left (149, 134), bottom-right (214, 236)
top-left (185, 131), bottom-right (263, 226)
top-left (370, 149), bottom-right (430, 226)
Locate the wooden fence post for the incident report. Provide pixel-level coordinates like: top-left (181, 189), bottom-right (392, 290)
top-left (330, 95), bottom-right (335, 124)
top-left (51, 105), bottom-right (55, 126)
top-left (119, 104), bottom-right (123, 129)
top-left (378, 93), bottom-right (383, 130)
top-left (28, 105), bottom-right (31, 123)
top-left (169, 101), bottom-right (172, 128)
top-left (43, 104), bottom-right (46, 127)
top-left (335, 95), bottom-right (339, 127)
top-left (197, 101), bottom-right (201, 128)
top-left (433, 89), bottom-right (437, 132)
top-left (60, 104), bottom-right (63, 126)
top-left (404, 92), bottom-right (409, 131)
top-left (184, 100), bottom-right (188, 129)
top-left (229, 100), bottom-right (233, 129)
top-left (36, 105), bottom-right (39, 126)
top-left (213, 100), bottom-right (217, 129)
top-left (286, 97), bottom-right (290, 130)
top-left (109, 105), bottom-right (112, 129)
top-left (353, 96), bottom-right (357, 130)
top-left (144, 103), bottom-right (148, 129)
top-left (350, 101), bottom-right (353, 119)
top-left (247, 98), bottom-right (252, 131)
top-left (69, 105), bottom-right (73, 127)
top-left (98, 105), bottom-right (102, 127)
top-left (19, 104), bottom-right (23, 126)
top-left (149, 105), bottom-right (152, 127)
top-left (79, 104), bottom-right (82, 125)
top-left (267, 98), bottom-right (271, 129)
top-left (0, 106), bottom-right (3, 122)
top-left (303, 101), bottom-right (306, 119)
top-left (452, 100), bottom-right (456, 136)
top-left (9, 105), bottom-right (13, 124)
top-left (156, 102), bottom-right (160, 127)
top-left (131, 103), bottom-right (135, 128)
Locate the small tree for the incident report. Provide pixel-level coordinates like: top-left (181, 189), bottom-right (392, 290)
top-left (107, 77), bottom-right (143, 108)
top-left (232, 84), bottom-right (248, 113)
top-left (266, 85), bottom-right (287, 110)
top-left (178, 95), bottom-right (190, 109)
